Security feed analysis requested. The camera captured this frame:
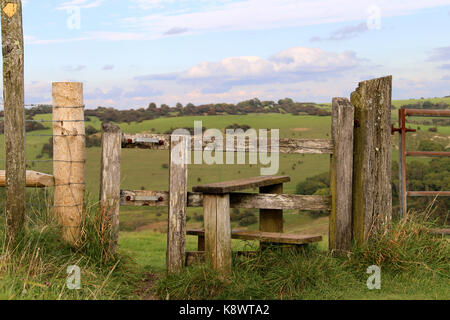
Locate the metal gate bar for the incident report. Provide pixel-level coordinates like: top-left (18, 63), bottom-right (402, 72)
top-left (392, 108), bottom-right (450, 216)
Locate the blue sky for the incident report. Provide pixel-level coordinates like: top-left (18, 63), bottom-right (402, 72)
top-left (7, 0), bottom-right (450, 108)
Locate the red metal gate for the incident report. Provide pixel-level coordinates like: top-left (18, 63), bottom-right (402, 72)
top-left (392, 108), bottom-right (450, 216)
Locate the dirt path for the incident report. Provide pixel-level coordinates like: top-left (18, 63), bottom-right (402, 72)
top-left (136, 272), bottom-right (160, 300)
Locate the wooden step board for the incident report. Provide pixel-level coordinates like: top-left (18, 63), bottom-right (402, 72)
top-left (187, 229), bottom-right (322, 245)
top-left (192, 176), bottom-right (290, 194)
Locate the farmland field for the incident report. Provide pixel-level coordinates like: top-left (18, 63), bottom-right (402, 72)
top-left (0, 98), bottom-right (449, 273)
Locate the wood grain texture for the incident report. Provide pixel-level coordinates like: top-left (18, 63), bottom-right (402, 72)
top-left (166, 134), bottom-right (189, 273)
top-left (52, 82), bottom-right (85, 246)
top-left (185, 251), bottom-right (260, 266)
top-left (99, 122), bottom-right (121, 253)
top-left (329, 98), bottom-right (354, 252)
top-left (203, 194), bottom-right (232, 273)
top-left (122, 134), bottom-right (333, 154)
top-left (2, 0), bottom-right (25, 242)
top-left (259, 184), bottom-right (283, 250)
top-left (192, 176), bottom-right (290, 194)
top-left (187, 229), bottom-right (322, 245)
top-left (120, 189), bottom-right (331, 211)
top-left (351, 76), bottom-right (393, 244)
top-left (0, 170), bottom-right (54, 187)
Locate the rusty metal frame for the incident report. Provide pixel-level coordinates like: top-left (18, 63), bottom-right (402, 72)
top-left (392, 108), bottom-right (450, 216)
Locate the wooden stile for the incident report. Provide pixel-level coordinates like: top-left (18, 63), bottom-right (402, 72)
top-left (167, 134), bottom-right (189, 273)
top-left (2, 0), bottom-right (26, 242)
top-left (351, 76), bottom-right (393, 244)
top-left (99, 122), bottom-right (122, 253)
top-left (329, 97), bottom-right (354, 252)
top-left (52, 82), bottom-right (85, 246)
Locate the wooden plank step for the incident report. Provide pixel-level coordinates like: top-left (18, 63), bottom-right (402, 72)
top-left (186, 251), bottom-right (259, 266)
top-left (187, 229), bottom-right (322, 245)
top-left (192, 176), bottom-right (290, 194)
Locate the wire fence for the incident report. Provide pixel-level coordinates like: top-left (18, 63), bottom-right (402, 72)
top-left (0, 103), bottom-right (86, 219)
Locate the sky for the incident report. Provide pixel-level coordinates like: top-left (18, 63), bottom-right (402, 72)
top-left (3, 0), bottom-right (450, 108)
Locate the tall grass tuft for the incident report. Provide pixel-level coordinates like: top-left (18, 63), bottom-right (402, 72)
top-left (156, 208), bottom-right (449, 300)
top-left (0, 189), bottom-right (139, 300)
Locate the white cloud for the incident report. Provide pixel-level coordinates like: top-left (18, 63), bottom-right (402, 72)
top-left (137, 47), bottom-right (361, 86)
top-left (56, 0), bottom-right (105, 10)
top-left (121, 0), bottom-right (450, 37)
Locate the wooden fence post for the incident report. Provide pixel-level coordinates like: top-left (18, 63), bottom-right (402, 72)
top-left (329, 98), bottom-right (354, 252)
top-left (167, 134), bottom-right (188, 273)
top-left (203, 193), bottom-right (231, 273)
top-left (351, 76), bottom-right (392, 244)
top-left (52, 82), bottom-right (85, 246)
top-left (100, 122), bottom-right (121, 253)
top-left (2, 0), bottom-right (26, 243)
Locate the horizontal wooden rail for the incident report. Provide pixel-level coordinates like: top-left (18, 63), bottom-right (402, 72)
top-left (120, 190), bottom-right (331, 211)
top-left (186, 251), bottom-right (259, 266)
top-left (187, 229), bottom-right (323, 244)
top-left (430, 228), bottom-right (450, 235)
top-left (122, 133), bottom-right (333, 154)
top-left (404, 109), bottom-right (450, 117)
top-left (0, 170), bottom-right (54, 188)
top-left (406, 151), bottom-right (450, 157)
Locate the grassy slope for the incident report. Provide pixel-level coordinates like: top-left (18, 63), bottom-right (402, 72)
top-left (156, 213), bottom-right (449, 300)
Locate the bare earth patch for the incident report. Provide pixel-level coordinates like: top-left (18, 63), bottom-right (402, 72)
top-left (136, 273), bottom-right (160, 300)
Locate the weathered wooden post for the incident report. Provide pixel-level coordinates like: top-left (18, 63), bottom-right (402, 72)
top-left (1, 0), bottom-right (25, 242)
top-left (203, 193), bottom-right (231, 273)
top-left (52, 82), bottom-right (85, 246)
top-left (100, 122), bottom-right (121, 253)
top-left (329, 98), bottom-right (354, 252)
top-left (167, 134), bottom-right (189, 273)
top-left (351, 76), bottom-right (392, 244)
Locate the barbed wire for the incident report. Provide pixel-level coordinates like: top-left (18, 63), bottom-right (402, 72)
top-left (0, 104), bottom-right (87, 227)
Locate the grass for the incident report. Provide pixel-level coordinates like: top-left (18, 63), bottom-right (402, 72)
top-left (155, 210), bottom-right (449, 300)
top-left (0, 191), bottom-right (140, 300)
top-left (0, 100), bottom-right (449, 299)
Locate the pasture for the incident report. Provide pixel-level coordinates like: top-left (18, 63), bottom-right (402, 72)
top-left (0, 98), bottom-right (449, 278)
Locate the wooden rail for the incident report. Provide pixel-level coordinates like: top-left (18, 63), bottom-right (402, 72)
top-left (120, 189), bottom-right (331, 211)
top-left (0, 170), bottom-right (54, 188)
top-left (122, 133), bottom-right (334, 154)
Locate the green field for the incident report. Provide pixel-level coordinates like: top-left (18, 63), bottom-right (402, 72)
top-left (0, 98), bottom-right (449, 293)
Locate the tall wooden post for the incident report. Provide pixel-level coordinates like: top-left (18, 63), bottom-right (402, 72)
top-left (329, 98), bottom-right (354, 252)
top-left (203, 193), bottom-right (231, 273)
top-left (351, 76), bottom-right (392, 244)
top-left (52, 82), bottom-right (85, 246)
top-left (100, 122), bottom-right (121, 253)
top-left (2, 0), bottom-right (25, 242)
top-left (167, 134), bottom-right (188, 273)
